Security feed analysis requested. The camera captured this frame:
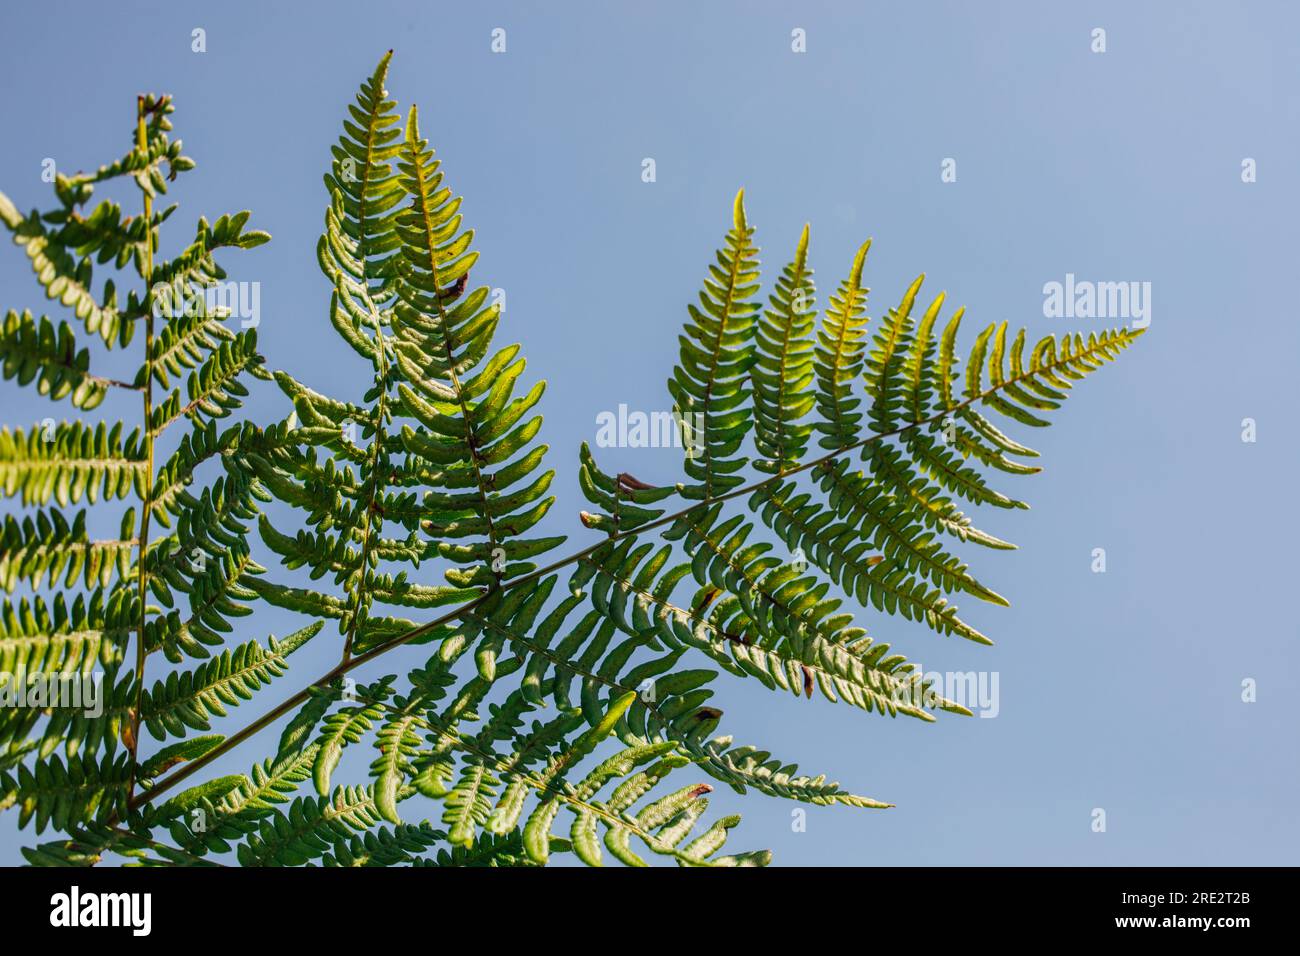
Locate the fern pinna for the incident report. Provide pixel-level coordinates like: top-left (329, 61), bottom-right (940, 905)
top-left (0, 55), bottom-right (1141, 868)
top-left (0, 93), bottom-right (307, 855)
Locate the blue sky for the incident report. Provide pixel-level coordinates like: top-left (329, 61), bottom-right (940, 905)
top-left (1, 0), bottom-right (1297, 865)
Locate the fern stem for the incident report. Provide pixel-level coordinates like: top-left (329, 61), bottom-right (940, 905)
top-left (99, 375), bottom-right (145, 391)
top-left (127, 96), bottom-right (157, 801)
top-left (130, 332), bottom-right (1134, 811)
top-left (341, 318), bottom-right (390, 662)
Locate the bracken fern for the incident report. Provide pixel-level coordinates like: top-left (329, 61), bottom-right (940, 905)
top-left (0, 53), bottom-right (1142, 867)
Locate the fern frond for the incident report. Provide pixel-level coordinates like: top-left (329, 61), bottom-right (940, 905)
top-left (422, 827), bottom-right (540, 867)
top-left (152, 745), bottom-right (321, 858)
top-left (0, 199), bottom-right (125, 346)
top-left (145, 309), bottom-right (235, 390)
top-left (35, 673), bottom-right (134, 761)
top-left (391, 105), bottom-right (563, 587)
top-left (0, 89), bottom-right (280, 862)
top-left (21, 820), bottom-right (214, 867)
top-left (752, 224), bottom-right (817, 473)
top-left (234, 785), bottom-right (388, 867)
top-left (524, 743), bottom-right (767, 867)
top-left (0, 309), bottom-right (124, 409)
top-left (145, 544), bottom-right (265, 662)
top-left (0, 507), bottom-right (135, 593)
top-left (320, 821), bottom-right (445, 866)
top-left (0, 588), bottom-right (134, 679)
top-left (0, 421), bottom-right (147, 507)
top-left (577, 441), bottom-right (680, 534)
top-left (147, 329), bottom-right (267, 436)
top-left (0, 751), bottom-right (132, 833)
top-left (668, 190), bottom-right (761, 499)
top-left (137, 622), bottom-right (322, 740)
top-left (148, 209), bottom-right (269, 291)
top-left (0, 54), bottom-right (1146, 868)
top-left (321, 50), bottom-right (403, 300)
top-left (814, 240), bottom-right (872, 450)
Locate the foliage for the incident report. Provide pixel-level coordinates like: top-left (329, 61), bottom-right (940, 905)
top-left (0, 54), bottom-right (1141, 867)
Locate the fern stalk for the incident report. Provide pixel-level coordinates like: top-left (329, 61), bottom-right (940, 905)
top-left (129, 98), bottom-right (156, 801)
top-left (128, 96), bottom-right (159, 798)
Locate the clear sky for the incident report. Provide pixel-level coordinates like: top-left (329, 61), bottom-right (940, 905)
top-left (1, 0), bottom-right (1297, 866)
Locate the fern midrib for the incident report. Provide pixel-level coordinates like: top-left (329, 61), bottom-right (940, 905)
top-left (22, 764), bottom-right (130, 802)
top-left (4, 535), bottom-right (136, 569)
top-left (867, 312), bottom-right (911, 435)
top-left (341, 366), bottom-right (390, 661)
top-left (0, 624), bottom-right (130, 652)
top-left (129, 97), bottom-right (159, 801)
top-left (907, 323), bottom-right (935, 426)
top-left (355, 68), bottom-right (387, 289)
top-left (375, 713), bottom-right (417, 778)
top-left (4, 452), bottom-right (149, 474)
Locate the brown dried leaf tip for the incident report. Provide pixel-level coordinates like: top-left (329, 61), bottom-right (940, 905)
top-left (616, 472), bottom-right (656, 491)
